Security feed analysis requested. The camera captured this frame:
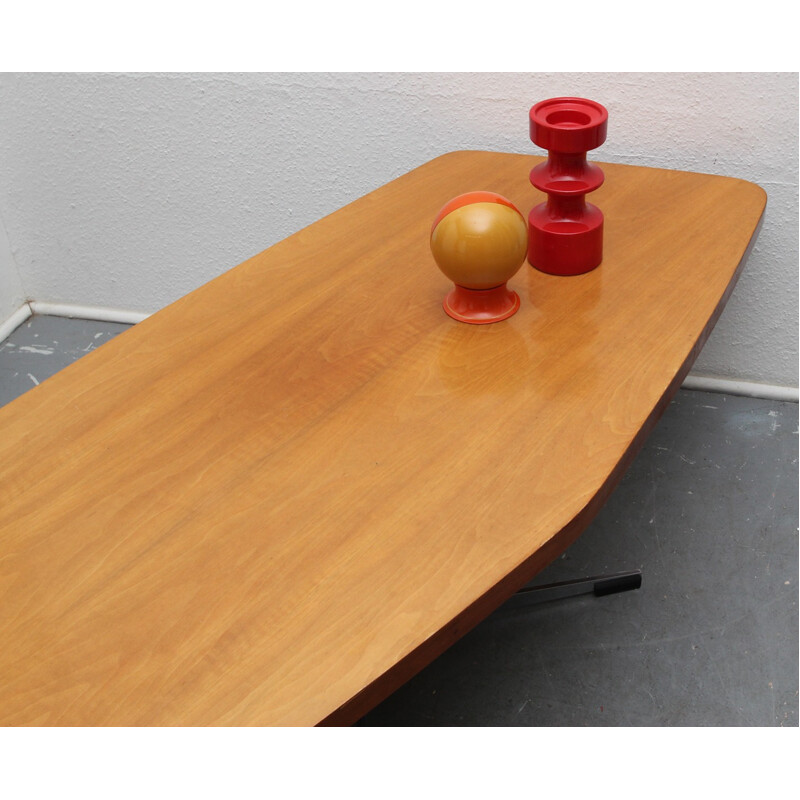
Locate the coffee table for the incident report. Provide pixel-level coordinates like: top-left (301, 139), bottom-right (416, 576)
top-left (0, 151), bottom-right (766, 726)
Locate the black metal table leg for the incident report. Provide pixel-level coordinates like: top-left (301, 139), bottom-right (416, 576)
top-left (505, 569), bottom-right (642, 608)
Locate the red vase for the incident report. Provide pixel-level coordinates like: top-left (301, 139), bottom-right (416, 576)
top-left (527, 97), bottom-right (608, 276)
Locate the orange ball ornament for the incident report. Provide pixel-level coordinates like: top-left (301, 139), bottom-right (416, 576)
top-left (430, 191), bottom-right (528, 324)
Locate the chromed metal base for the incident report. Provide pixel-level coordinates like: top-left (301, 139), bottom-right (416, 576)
top-left (506, 569), bottom-right (642, 608)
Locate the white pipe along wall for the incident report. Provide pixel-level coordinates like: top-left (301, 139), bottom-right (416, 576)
top-left (0, 73), bottom-right (797, 390)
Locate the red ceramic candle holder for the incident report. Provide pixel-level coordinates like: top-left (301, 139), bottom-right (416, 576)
top-left (527, 97), bottom-right (608, 276)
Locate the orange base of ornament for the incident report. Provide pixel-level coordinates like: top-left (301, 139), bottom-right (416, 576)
top-left (443, 284), bottom-right (520, 324)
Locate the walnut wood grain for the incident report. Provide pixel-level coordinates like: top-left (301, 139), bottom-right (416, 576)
top-left (0, 151), bottom-right (766, 726)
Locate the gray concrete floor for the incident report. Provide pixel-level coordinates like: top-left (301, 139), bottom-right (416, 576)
top-left (0, 314), bottom-right (131, 407)
top-left (1, 314), bottom-right (797, 726)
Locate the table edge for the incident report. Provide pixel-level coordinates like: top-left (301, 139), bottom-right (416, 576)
top-left (429, 150), bottom-right (768, 198)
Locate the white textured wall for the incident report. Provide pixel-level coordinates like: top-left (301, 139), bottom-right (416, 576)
top-left (0, 210), bottom-right (26, 320)
top-left (0, 72), bottom-right (796, 385)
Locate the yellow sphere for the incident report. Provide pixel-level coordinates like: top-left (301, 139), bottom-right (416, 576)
top-left (430, 196), bottom-right (528, 290)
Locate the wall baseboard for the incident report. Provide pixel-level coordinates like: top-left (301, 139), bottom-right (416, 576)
top-left (681, 374), bottom-right (798, 403)
top-left (1, 302), bottom-right (798, 403)
top-left (0, 302), bottom-right (33, 342)
top-left (29, 301), bottom-right (151, 325)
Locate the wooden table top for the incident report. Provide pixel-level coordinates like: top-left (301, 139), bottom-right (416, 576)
top-left (0, 151), bottom-right (765, 726)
